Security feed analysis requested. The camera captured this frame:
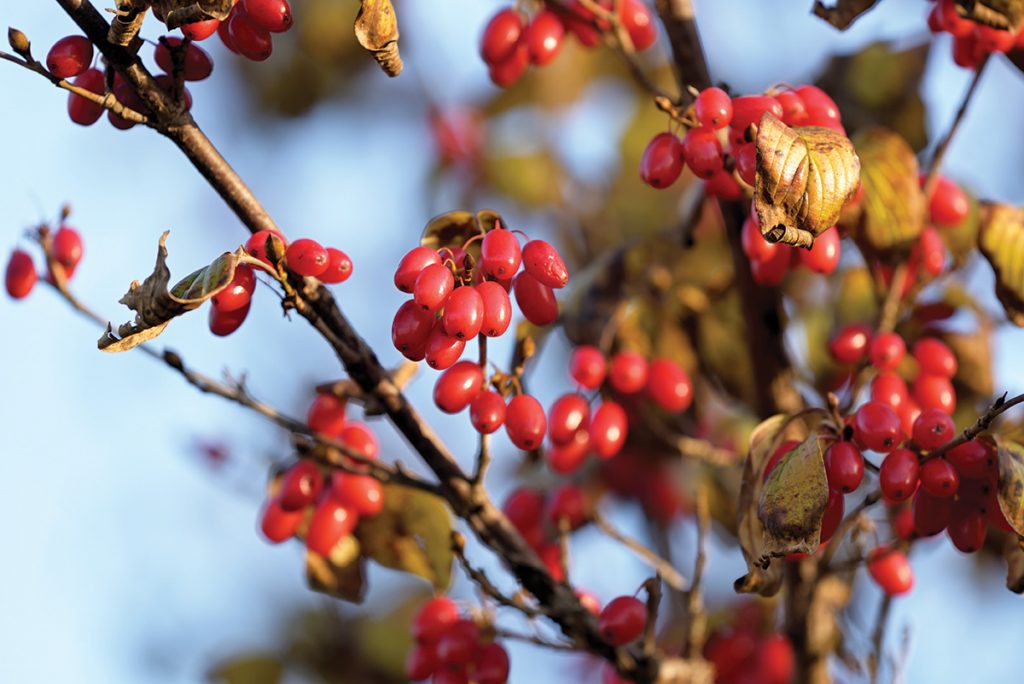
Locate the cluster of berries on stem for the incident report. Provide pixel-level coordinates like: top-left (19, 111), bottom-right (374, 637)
top-left (406, 597), bottom-right (510, 684)
top-left (926, 0), bottom-right (1024, 69)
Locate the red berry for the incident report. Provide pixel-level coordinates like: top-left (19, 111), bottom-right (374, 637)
top-left (505, 394), bottom-right (547, 450)
top-left (480, 228), bottom-right (522, 279)
top-left (620, 0), bottom-right (656, 50)
top-left (67, 68), bottom-right (105, 126)
top-left (50, 226), bottom-right (83, 273)
top-left (695, 87), bottom-right (732, 129)
top-left (245, 229), bottom-right (287, 266)
top-left (470, 391), bottom-right (506, 434)
top-left (474, 642), bottom-right (510, 684)
top-left (750, 243), bottom-right (792, 286)
top-left (442, 286), bottom-right (484, 340)
top-left (278, 460), bottom-right (324, 511)
top-left (829, 323), bottom-right (872, 364)
top-left (869, 332), bottom-right (906, 371)
top-left (797, 226), bottom-right (840, 275)
top-left (754, 634), bottom-right (795, 684)
top-left (947, 440), bottom-right (994, 481)
top-left (570, 345), bottom-right (606, 389)
top-left (212, 264), bottom-right (256, 312)
top-left (730, 95), bottom-right (784, 133)
top-left (920, 457), bottom-right (959, 498)
top-left (820, 486), bottom-right (845, 543)
top-left (639, 132), bottom-right (684, 189)
top-left (47, 35), bottom-right (93, 79)
top-left (5, 250), bottom-right (36, 300)
top-left (892, 506), bottom-right (915, 541)
top-left (488, 43), bottom-right (529, 87)
top-left (598, 596), bottom-right (647, 646)
top-left (609, 350), bottom-right (648, 394)
top-left (915, 225), bottom-right (946, 278)
top-left (476, 281), bottom-right (513, 337)
top-left (395, 246), bottom-right (442, 293)
top-left (208, 298), bottom-right (250, 336)
top-left (340, 422), bottom-right (380, 460)
top-left (646, 358), bottom-right (693, 412)
top-left (682, 126), bottom-right (723, 179)
top-left (913, 374), bottom-right (956, 414)
top-left (952, 31), bottom-right (985, 69)
top-left (926, 176), bottom-right (969, 226)
top-left (938, 0), bottom-right (973, 37)
top-left (259, 497), bottom-right (302, 542)
top-left (503, 487), bottom-right (544, 538)
top-left (912, 337), bottom-right (957, 378)
top-left (154, 37), bottom-right (214, 81)
top-left (589, 400), bottom-right (628, 459)
top-left (975, 24), bottom-right (1015, 53)
top-left (774, 90), bottom-right (808, 126)
top-left (433, 668), bottom-right (470, 684)
top-left (735, 142), bottom-right (757, 186)
top-left (481, 8), bottom-right (525, 65)
top-left (879, 448), bottom-right (920, 501)
top-left (947, 507), bottom-right (987, 553)
top-left (227, 9), bottom-right (273, 61)
top-left (413, 597), bottom-right (460, 644)
top-left (867, 546), bottom-right (913, 595)
top-left (331, 473), bottom-right (384, 516)
top-left (306, 497), bottom-right (358, 555)
top-left (242, 0), bottom-right (293, 33)
top-left (513, 271), bottom-right (558, 325)
top-left (741, 213), bottom-right (777, 262)
top-left (794, 85), bottom-right (841, 125)
top-left (424, 324), bottom-right (466, 370)
top-left (405, 644), bottom-right (438, 681)
top-left (433, 361), bottom-right (484, 413)
top-left (854, 401), bottom-right (903, 452)
top-left (181, 19), bottom-right (220, 41)
top-left (704, 169), bottom-right (743, 200)
top-left (546, 428), bottom-right (590, 474)
top-left (217, 17), bottom-right (238, 53)
top-left (824, 442), bottom-right (864, 493)
top-left (911, 408), bottom-right (955, 451)
top-left (436, 619), bottom-right (480, 664)
top-left (320, 248), bottom-right (352, 284)
top-left (912, 488), bottom-right (952, 535)
top-left (521, 240), bottom-right (568, 289)
top-left (900, 399), bottom-right (922, 440)
top-left (871, 372), bottom-right (909, 413)
top-left (548, 483), bottom-right (589, 529)
top-left (392, 300), bottom-right (435, 359)
top-left (415, 263), bottom-right (455, 313)
top-left (547, 393), bottom-right (590, 445)
top-left (525, 9), bottom-right (564, 65)
top-left (285, 238), bottom-right (329, 277)
top-left (307, 394), bottom-right (347, 436)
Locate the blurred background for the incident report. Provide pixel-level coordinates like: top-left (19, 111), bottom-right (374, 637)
top-left (1, 1), bottom-right (1024, 682)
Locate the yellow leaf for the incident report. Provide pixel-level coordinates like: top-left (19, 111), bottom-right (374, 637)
top-left (978, 203), bottom-right (1024, 325)
top-left (758, 433), bottom-right (829, 557)
top-left (754, 113), bottom-right (861, 248)
top-left (850, 128), bottom-right (925, 251)
top-left (209, 654), bottom-right (283, 684)
top-left (995, 439), bottom-right (1024, 536)
top-left (353, 0), bottom-right (401, 76)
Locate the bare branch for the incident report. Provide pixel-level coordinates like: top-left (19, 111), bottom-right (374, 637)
top-left (594, 513), bottom-right (687, 591)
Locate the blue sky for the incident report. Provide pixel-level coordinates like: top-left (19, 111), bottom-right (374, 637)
top-left (1, 1), bottom-right (1024, 682)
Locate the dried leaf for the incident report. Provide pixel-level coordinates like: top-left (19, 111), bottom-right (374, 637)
top-left (354, 0), bottom-right (402, 76)
top-left (953, 0), bottom-right (1024, 30)
top-left (758, 433), bottom-right (829, 557)
top-left (850, 128), bottom-right (925, 251)
top-left (735, 414), bottom-right (788, 596)
top-left (153, 0), bottom-right (235, 30)
top-left (978, 203), bottom-right (1024, 325)
top-left (995, 439), bottom-right (1024, 536)
top-left (1003, 533), bottom-right (1024, 593)
top-left (421, 210), bottom-right (502, 259)
top-left (754, 113), bottom-right (861, 248)
top-left (812, 0), bottom-right (881, 30)
top-left (99, 232), bottom-right (248, 352)
top-left (355, 484), bottom-right (453, 589)
top-left (306, 536), bottom-right (367, 603)
top-left (209, 654), bottom-right (283, 684)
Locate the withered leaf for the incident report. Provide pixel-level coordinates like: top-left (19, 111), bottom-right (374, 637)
top-left (754, 113), bottom-right (861, 248)
top-left (850, 128), bottom-right (925, 251)
top-left (995, 439), bottom-right (1024, 536)
top-left (152, 0), bottom-right (235, 30)
top-left (99, 232), bottom-right (249, 352)
top-left (953, 0), bottom-right (1024, 30)
top-left (354, 0), bottom-right (402, 77)
top-left (758, 433), bottom-right (829, 557)
top-left (306, 536), bottom-right (367, 603)
top-left (812, 0), bottom-right (881, 30)
top-left (735, 414), bottom-right (788, 596)
top-left (978, 203), bottom-right (1024, 325)
top-left (355, 484), bottom-right (453, 589)
top-left (421, 209), bottom-right (502, 263)
top-left (1003, 533), bottom-right (1024, 594)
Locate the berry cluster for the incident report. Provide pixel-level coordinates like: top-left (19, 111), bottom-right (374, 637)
top-left (742, 212), bottom-right (842, 284)
top-left (259, 394), bottom-right (384, 555)
top-left (211, 229), bottom-right (351, 337)
top-left (502, 484), bottom-right (592, 579)
top-left (700, 604), bottom-right (795, 684)
top-left (480, 1), bottom-right (656, 87)
top-left (5, 224), bottom-right (84, 300)
top-left (600, 449), bottom-right (685, 523)
top-left (167, 0), bottom-right (293, 62)
top-left (927, 0), bottom-right (1024, 69)
top-left (640, 84), bottom-right (846, 199)
top-left (405, 597), bottom-right (510, 684)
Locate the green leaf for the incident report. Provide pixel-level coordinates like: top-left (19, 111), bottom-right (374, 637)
top-left (978, 202), bottom-right (1024, 325)
top-left (758, 433), bottom-right (829, 557)
top-left (754, 113), bottom-right (861, 248)
top-left (306, 536), bottom-right (366, 603)
top-left (849, 128), bottom-right (925, 252)
top-left (355, 484), bottom-right (453, 589)
top-left (995, 439), bottom-right (1024, 536)
top-left (208, 654), bottom-right (283, 684)
top-left (735, 414), bottom-right (788, 596)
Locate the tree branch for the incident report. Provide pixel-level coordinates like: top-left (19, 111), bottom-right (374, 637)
top-left (653, 0), bottom-right (712, 93)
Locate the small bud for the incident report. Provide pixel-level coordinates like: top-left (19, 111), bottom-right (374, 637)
top-left (7, 27), bottom-right (30, 57)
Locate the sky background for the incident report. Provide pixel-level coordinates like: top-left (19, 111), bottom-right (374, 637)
top-left (1, 1), bottom-right (1024, 682)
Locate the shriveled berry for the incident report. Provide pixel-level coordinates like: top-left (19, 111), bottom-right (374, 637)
top-left (480, 228), bottom-right (522, 279)
top-left (639, 132), bottom-right (684, 189)
top-left (522, 239), bottom-right (568, 289)
top-left (646, 358), bottom-right (693, 412)
top-left (433, 360), bottom-right (484, 413)
top-left (609, 350), bottom-right (648, 394)
top-left (285, 238), bottom-right (329, 277)
top-left (598, 596), bottom-right (647, 646)
top-left (589, 400), bottom-right (628, 459)
top-left (470, 391), bottom-right (506, 434)
top-left (320, 248), bottom-right (353, 283)
top-left (505, 394), bottom-right (546, 450)
top-left (476, 280), bottom-right (513, 336)
top-left (47, 35), bottom-right (93, 79)
top-left (513, 271), bottom-right (558, 325)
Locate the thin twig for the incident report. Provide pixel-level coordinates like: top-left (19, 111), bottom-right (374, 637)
top-left (642, 576), bottom-right (662, 657)
top-left (684, 487), bottom-right (710, 659)
top-left (594, 514), bottom-right (687, 591)
top-left (451, 532), bottom-right (547, 619)
top-left (868, 594), bottom-right (893, 684)
top-left (876, 262), bottom-right (908, 335)
top-left (493, 628), bottom-right (577, 651)
top-left (927, 391), bottom-right (1024, 460)
top-left (819, 490), bottom-right (882, 571)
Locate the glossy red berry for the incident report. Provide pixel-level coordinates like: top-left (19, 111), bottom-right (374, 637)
top-left (227, 9), bottom-right (273, 61)
top-left (620, 0), bottom-right (656, 50)
top-left (938, 0), bottom-right (973, 37)
top-left (442, 286), bottom-right (484, 340)
top-left (589, 400), bottom-right (628, 459)
top-left (405, 644), bottom-right (437, 681)
top-left (242, 0), bottom-right (293, 33)
top-left (947, 507), bottom-right (986, 553)
top-left (867, 546), bottom-right (913, 595)
top-left (5, 250), bottom-right (37, 299)
top-left (436, 619), bottom-right (480, 664)
top-left (392, 300), bottom-right (434, 359)
top-left (795, 85), bottom-right (841, 124)
top-left (331, 474), bottom-right (384, 516)
top-left (911, 408), bottom-right (955, 451)
top-left (47, 35), bottom-right (93, 79)
top-left (395, 246), bottom-right (442, 292)
top-left (481, 8), bottom-right (525, 64)
top-left (871, 372), bottom-right (909, 413)
top-left (926, 176), bottom-right (969, 225)
top-left (51, 226), bottom-right (83, 271)
top-left (912, 488), bottom-right (951, 535)
top-left (513, 271), bottom-right (558, 325)
top-left (869, 332), bottom-right (906, 371)
top-left (741, 213), bottom-right (778, 262)
top-left (913, 374), bottom-right (956, 414)
top-left (609, 350), bottom-right (648, 394)
top-left (879, 448), bottom-right (920, 501)
top-left (525, 9), bottom-right (564, 65)
top-left (67, 68), bottom-right (105, 126)
top-left (734, 142), bottom-right (757, 186)
top-left (424, 324), bottom-right (466, 370)
top-left (755, 634), bottom-right (795, 684)
top-left (306, 394), bottom-right (347, 436)
top-left (639, 132), bottom-right (684, 189)
top-left (750, 242), bottom-right (792, 286)
top-left (470, 391), bottom-right (506, 434)
top-left (547, 483), bottom-right (589, 530)
top-left (824, 442), bottom-right (864, 493)
top-left (546, 428), bottom-right (590, 474)
top-left (306, 497), bottom-right (358, 555)
top-left (340, 422), bottom-right (380, 460)
top-left (476, 281), bottom-right (513, 337)
top-left (694, 87), bottom-right (732, 129)
top-left (413, 596), bottom-right (460, 644)
top-left (217, 17), bottom-right (238, 52)
top-left (947, 440), bottom-right (995, 481)
top-left (488, 43), bottom-right (529, 87)
top-left (285, 238), bottom-right (329, 277)
top-left (259, 498), bottom-right (302, 542)
top-left (414, 263), bottom-right (455, 313)
top-left (828, 323), bottom-right (872, 364)
top-left (570, 345), bottom-right (606, 389)
top-left (704, 169), bottom-right (743, 200)
top-left (181, 19), bottom-right (220, 41)
top-left (474, 642), bottom-right (510, 684)
top-left (505, 394), bottom-right (547, 450)
top-left (921, 457), bottom-right (959, 498)
top-left (278, 460), bottom-right (324, 511)
top-left (820, 486), bottom-right (845, 543)
top-left (547, 393), bottom-right (590, 445)
top-left (598, 596), bottom-right (647, 646)
top-left (682, 126), bottom-right (723, 179)
top-left (522, 240), bottom-right (568, 289)
top-left (646, 358), bottom-right (693, 412)
top-left (154, 37), bottom-right (214, 81)
top-left (320, 248), bottom-right (353, 284)
top-left (730, 95), bottom-right (784, 133)
top-left (797, 226), bottom-right (840, 275)
top-left (433, 361), bottom-right (484, 414)
top-left (208, 298), bottom-right (250, 336)
top-left (480, 228), bottom-right (522, 279)
top-left (892, 506), bottom-right (915, 541)
top-left (244, 229), bottom-right (286, 265)
top-left (853, 401), bottom-right (903, 452)
top-left (503, 487), bottom-right (544, 540)
top-left (916, 226), bottom-right (946, 278)
top-left (912, 337), bottom-right (957, 378)
top-left (704, 628), bottom-right (757, 681)
top-left (774, 89), bottom-right (808, 126)
top-left (211, 264), bottom-right (256, 312)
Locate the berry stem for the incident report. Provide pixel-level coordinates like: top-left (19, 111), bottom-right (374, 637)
top-left (867, 593), bottom-right (893, 684)
top-left (451, 531), bottom-right (547, 618)
top-left (684, 486), bottom-right (710, 659)
top-left (593, 513), bottom-right (688, 591)
top-left (927, 390), bottom-right (1024, 461)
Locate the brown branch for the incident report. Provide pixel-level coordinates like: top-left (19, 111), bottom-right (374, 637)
top-left (452, 532), bottom-right (548, 620)
top-left (818, 490), bottom-right (882, 571)
top-left (594, 514), bottom-right (688, 591)
top-left (684, 487), bottom-right (710, 659)
top-left (654, 0), bottom-right (712, 93)
top-left (493, 629), bottom-right (577, 652)
top-left (927, 391), bottom-right (1024, 460)
top-left (867, 593), bottom-right (893, 684)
